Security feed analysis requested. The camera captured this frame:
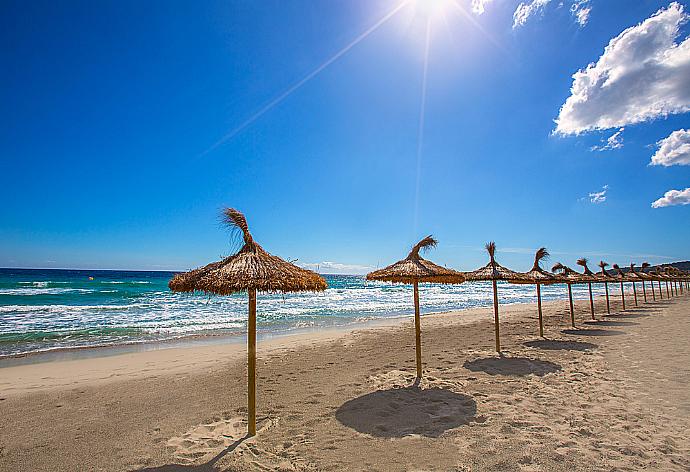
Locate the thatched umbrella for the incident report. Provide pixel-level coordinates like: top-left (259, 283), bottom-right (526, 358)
top-left (650, 268), bottom-right (664, 299)
top-left (597, 261), bottom-right (613, 315)
top-left (628, 263), bottom-right (643, 306)
top-left (366, 236), bottom-right (465, 378)
top-left (640, 262), bottom-right (651, 302)
top-left (551, 263), bottom-right (586, 328)
top-left (576, 258), bottom-right (597, 320)
top-left (464, 242), bottom-right (526, 353)
top-left (169, 208), bottom-right (327, 436)
top-left (671, 268), bottom-right (683, 295)
top-left (509, 247), bottom-right (557, 337)
top-left (662, 267), bottom-right (672, 297)
top-left (612, 264), bottom-right (627, 311)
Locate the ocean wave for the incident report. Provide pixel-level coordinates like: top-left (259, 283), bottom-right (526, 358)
top-left (17, 281), bottom-right (69, 287)
top-left (0, 288), bottom-right (95, 296)
top-left (0, 303), bottom-right (147, 314)
top-left (0, 326), bottom-right (145, 343)
top-left (100, 281), bottom-right (151, 284)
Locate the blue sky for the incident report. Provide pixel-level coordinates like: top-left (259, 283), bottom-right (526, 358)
top-left (1, 0), bottom-right (689, 273)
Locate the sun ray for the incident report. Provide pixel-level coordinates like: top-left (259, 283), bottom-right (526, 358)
top-left (448, 0), bottom-right (509, 56)
top-left (198, 0), bottom-right (411, 158)
top-left (413, 14), bottom-right (432, 233)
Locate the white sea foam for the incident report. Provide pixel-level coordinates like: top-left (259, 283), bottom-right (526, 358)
top-left (0, 288), bottom-right (95, 296)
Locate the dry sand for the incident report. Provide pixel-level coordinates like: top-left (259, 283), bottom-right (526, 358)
top-left (1, 291), bottom-right (689, 471)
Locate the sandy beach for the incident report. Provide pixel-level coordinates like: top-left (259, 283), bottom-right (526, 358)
top-left (1, 292), bottom-right (689, 471)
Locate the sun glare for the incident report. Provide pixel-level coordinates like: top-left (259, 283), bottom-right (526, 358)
top-left (411, 0), bottom-right (453, 19)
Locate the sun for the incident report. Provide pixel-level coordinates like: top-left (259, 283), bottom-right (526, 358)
top-left (410, 0), bottom-right (453, 20)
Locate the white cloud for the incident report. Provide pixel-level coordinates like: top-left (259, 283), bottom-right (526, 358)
top-left (570, 0), bottom-right (591, 27)
top-left (298, 261), bottom-right (373, 275)
top-left (651, 187), bottom-right (690, 207)
top-left (471, 0), bottom-right (493, 15)
top-left (650, 128), bottom-right (690, 166)
top-left (555, 2), bottom-right (690, 135)
top-left (590, 127), bottom-right (625, 151)
top-left (588, 184), bottom-right (608, 203)
top-left (513, 0), bottom-right (551, 28)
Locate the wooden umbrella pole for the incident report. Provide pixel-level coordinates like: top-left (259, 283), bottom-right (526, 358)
top-left (568, 284), bottom-right (575, 328)
top-left (632, 282), bottom-right (638, 306)
top-left (642, 280), bottom-right (647, 302)
top-left (605, 282), bottom-right (610, 314)
top-left (537, 283), bottom-right (543, 338)
top-left (651, 280), bottom-right (656, 301)
top-left (658, 281), bottom-right (663, 299)
top-left (620, 281), bottom-right (626, 311)
top-left (588, 282), bottom-right (594, 320)
top-left (666, 281), bottom-right (670, 298)
top-left (247, 288), bottom-right (257, 437)
top-left (413, 281), bottom-right (422, 379)
top-left (492, 279), bottom-right (500, 353)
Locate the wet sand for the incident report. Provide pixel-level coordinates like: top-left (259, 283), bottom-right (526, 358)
top-left (1, 291), bottom-right (689, 471)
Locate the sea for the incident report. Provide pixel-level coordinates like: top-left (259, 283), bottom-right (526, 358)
top-left (0, 268), bottom-right (626, 359)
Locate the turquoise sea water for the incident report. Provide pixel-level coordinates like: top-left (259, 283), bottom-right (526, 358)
top-left (0, 268), bottom-right (627, 357)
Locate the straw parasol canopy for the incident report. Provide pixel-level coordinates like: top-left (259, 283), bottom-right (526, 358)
top-left (169, 208), bottom-right (327, 436)
top-left (509, 248), bottom-right (556, 337)
top-left (366, 236), bottom-right (464, 379)
top-left (169, 210), bottom-right (327, 295)
top-left (510, 248), bottom-right (558, 285)
top-left (576, 258), bottom-right (597, 321)
top-left (464, 242), bottom-right (527, 283)
top-left (366, 236), bottom-right (465, 285)
top-left (465, 242), bottom-right (526, 352)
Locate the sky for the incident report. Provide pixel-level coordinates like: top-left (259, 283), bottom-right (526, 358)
top-left (1, 0), bottom-right (689, 274)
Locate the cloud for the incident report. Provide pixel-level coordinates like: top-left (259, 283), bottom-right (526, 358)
top-left (513, 0), bottom-right (551, 28)
top-left (590, 127), bottom-right (625, 151)
top-left (651, 187), bottom-right (690, 207)
top-left (298, 261), bottom-right (374, 275)
top-left (513, 0), bottom-right (589, 29)
top-left (555, 2), bottom-right (690, 135)
top-left (471, 0), bottom-right (493, 15)
top-left (588, 184), bottom-right (608, 203)
top-left (570, 0), bottom-right (591, 27)
top-left (650, 128), bottom-right (690, 166)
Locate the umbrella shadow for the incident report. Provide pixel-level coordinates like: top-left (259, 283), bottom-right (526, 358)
top-left (523, 339), bottom-right (597, 351)
top-left (463, 356), bottom-right (561, 376)
top-left (562, 328), bottom-right (624, 336)
top-left (592, 320), bottom-right (638, 327)
top-left (604, 312), bottom-right (651, 319)
top-left (136, 435), bottom-right (248, 471)
top-left (336, 386), bottom-right (476, 438)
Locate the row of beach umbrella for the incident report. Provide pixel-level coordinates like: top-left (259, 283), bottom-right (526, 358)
top-left (169, 209), bottom-right (689, 436)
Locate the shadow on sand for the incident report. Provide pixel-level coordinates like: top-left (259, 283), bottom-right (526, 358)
top-left (604, 312), bottom-right (652, 319)
top-left (591, 320), bottom-right (638, 327)
top-left (562, 328), bottom-right (624, 336)
top-left (523, 339), bottom-right (597, 351)
top-left (136, 435), bottom-right (248, 472)
top-left (336, 386), bottom-right (476, 438)
top-left (463, 356), bottom-right (561, 377)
